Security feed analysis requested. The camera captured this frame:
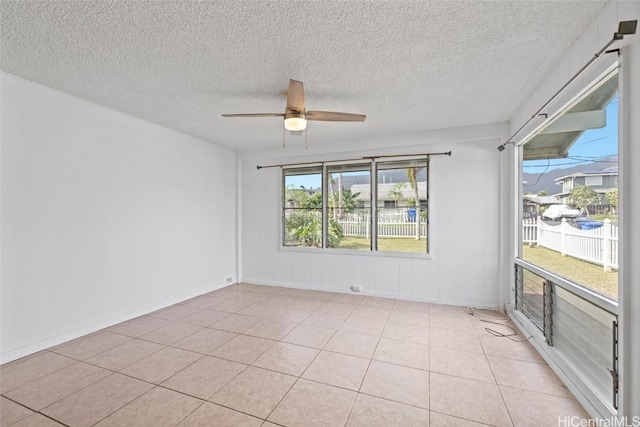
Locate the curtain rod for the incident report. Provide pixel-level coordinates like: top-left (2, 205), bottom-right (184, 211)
top-left (256, 150), bottom-right (452, 170)
top-left (497, 20), bottom-right (637, 152)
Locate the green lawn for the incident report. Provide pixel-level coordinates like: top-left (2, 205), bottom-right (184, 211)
top-left (339, 236), bottom-right (427, 253)
top-left (522, 245), bottom-right (617, 299)
top-left (589, 214), bottom-right (618, 224)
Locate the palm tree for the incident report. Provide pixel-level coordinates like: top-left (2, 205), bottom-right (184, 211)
top-left (407, 168), bottom-right (421, 240)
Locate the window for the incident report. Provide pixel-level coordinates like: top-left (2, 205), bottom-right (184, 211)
top-left (282, 168), bottom-right (322, 247)
top-left (327, 164), bottom-right (371, 251)
top-left (519, 70), bottom-right (619, 300)
top-left (563, 179), bottom-right (574, 192)
top-left (515, 68), bottom-right (621, 413)
top-left (376, 159), bottom-right (428, 253)
top-left (281, 158), bottom-right (429, 254)
top-left (585, 175), bottom-right (603, 186)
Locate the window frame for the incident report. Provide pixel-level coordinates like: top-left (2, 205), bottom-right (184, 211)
top-left (281, 166), bottom-right (324, 249)
top-left (280, 157), bottom-right (431, 257)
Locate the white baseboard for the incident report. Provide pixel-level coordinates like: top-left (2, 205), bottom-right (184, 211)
top-left (241, 278), bottom-right (500, 309)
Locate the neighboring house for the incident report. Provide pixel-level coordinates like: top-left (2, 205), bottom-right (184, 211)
top-left (284, 186), bottom-right (319, 208)
top-left (523, 195), bottom-right (560, 218)
top-left (553, 166), bottom-right (618, 212)
top-left (349, 182), bottom-right (428, 209)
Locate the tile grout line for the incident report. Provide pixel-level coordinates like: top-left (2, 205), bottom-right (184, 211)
top-left (262, 295), bottom-right (366, 426)
top-left (258, 323), bottom-right (328, 425)
top-left (343, 298), bottom-right (393, 425)
top-left (482, 315), bottom-right (517, 427)
top-left (1, 394), bottom-right (72, 427)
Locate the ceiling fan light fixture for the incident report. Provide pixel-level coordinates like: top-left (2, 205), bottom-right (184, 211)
top-left (284, 113), bottom-right (307, 131)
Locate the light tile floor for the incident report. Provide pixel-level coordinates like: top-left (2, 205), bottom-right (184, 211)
top-left (0, 283), bottom-right (590, 427)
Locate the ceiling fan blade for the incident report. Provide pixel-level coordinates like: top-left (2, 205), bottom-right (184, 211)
top-left (222, 113), bottom-right (284, 118)
top-left (306, 111), bottom-right (366, 122)
top-left (286, 79), bottom-right (305, 112)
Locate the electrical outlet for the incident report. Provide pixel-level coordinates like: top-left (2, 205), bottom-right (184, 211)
top-left (226, 277), bottom-right (233, 284)
top-left (351, 285), bottom-right (361, 292)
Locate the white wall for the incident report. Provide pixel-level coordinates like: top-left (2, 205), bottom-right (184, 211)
top-left (506, 1), bottom-right (640, 417)
top-left (0, 74), bottom-right (237, 362)
top-left (238, 123), bottom-right (509, 307)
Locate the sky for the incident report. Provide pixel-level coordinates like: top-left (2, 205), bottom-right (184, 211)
top-left (286, 170), bottom-right (371, 191)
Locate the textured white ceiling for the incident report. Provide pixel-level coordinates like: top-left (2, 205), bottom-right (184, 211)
top-left (1, 1), bottom-right (608, 151)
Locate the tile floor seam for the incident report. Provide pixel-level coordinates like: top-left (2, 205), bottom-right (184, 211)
top-left (141, 324), bottom-right (207, 347)
top-left (354, 390), bottom-right (434, 413)
top-left (484, 348), bottom-right (517, 427)
top-left (186, 400), bottom-right (267, 424)
top-left (0, 397), bottom-right (74, 427)
top-left (154, 383), bottom-right (210, 404)
top-left (107, 321), bottom-right (168, 338)
top-left (493, 381), bottom-right (576, 399)
top-left (171, 397), bottom-right (207, 426)
top-left (356, 308), bottom-right (390, 391)
top-left (38, 373), bottom-right (149, 427)
top-left (0, 352), bottom-right (77, 396)
top-left (159, 389), bottom-right (211, 427)
top-left (427, 367), bottom-right (497, 386)
top-left (211, 369), bottom-right (298, 424)
top-left (104, 361), bottom-right (199, 393)
top-left (95, 331), bottom-right (171, 350)
top-left (257, 376), bottom-right (299, 424)
top-left (210, 337), bottom-right (278, 365)
top-left (4, 364), bottom-right (114, 415)
top-left (497, 384), bottom-right (585, 403)
top-left (1, 394), bottom-right (42, 420)
top-left (35, 410), bottom-right (73, 427)
top-left (371, 355), bottom-right (430, 373)
top-left (166, 334), bottom-right (237, 356)
top-left (429, 409), bottom-right (497, 426)
top-left (261, 345), bottom-right (326, 425)
top-left (73, 344), bottom-right (166, 376)
top-left (352, 306), bottom-right (388, 426)
top-left (296, 376), bottom-right (363, 395)
top-left (84, 384), bottom-right (166, 427)
top-left (160, 355), bottom-right (249, 401)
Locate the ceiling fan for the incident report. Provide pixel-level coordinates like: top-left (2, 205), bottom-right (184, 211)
top-left (222, 79), bottom-right (366, 132)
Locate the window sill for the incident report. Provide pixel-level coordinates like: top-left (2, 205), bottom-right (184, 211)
top-left (279, 245), bottom-right (433, 260)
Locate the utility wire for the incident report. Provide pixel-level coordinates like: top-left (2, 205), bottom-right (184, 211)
top-left (523, 155), bottom-right (551, 186)
top-left (465, 307), bottom-right (532, 342)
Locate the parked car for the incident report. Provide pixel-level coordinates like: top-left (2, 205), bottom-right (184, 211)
top-left (542, 204), bottom-right (581, 220)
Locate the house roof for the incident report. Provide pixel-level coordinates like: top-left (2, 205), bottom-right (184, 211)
top-left (523, 196), bottom-right (560, 205)
top-left (555, 169), bottom-right (618, 182)
top-left (0, 1), bottom-right (608, 151)
top-left (351, 182), bottom-right (427, 201)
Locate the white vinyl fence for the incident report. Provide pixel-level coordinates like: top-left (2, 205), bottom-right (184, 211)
top-left (338, 209), bottom-right (427, 238)
top-left (523, 218), bottom-right (618, 271)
